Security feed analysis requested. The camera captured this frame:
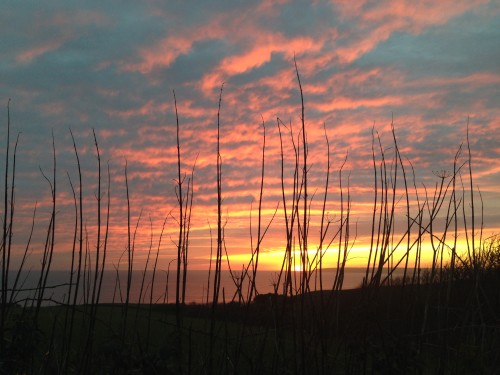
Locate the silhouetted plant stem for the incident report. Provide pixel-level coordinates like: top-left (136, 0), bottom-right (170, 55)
top-left (83, 223), bottom-right (91, 306)
top-left (66, 128), bottom-right (84, 373)
top-left (391, 122), bottom-right (411, 287)
top-left (4, 132), bottom-right (19, 312)
top-left (123, 160), bottom-right (131, 339)
top-left (372, 131), bottom-right (388, 286)
top-left (275, 117), bottom-right (298, 297)
top-left (36, 130), bottom-right (56, 318)
top-left (408, 159), bottom-right (424, 285)
top-left (138, 217), bottom-right (153, 308)
top-left (147, 215), bottom-right (168, 347)
top-left (334, 154), bottom-right (348, 291)
top-left (0, 99), bottom-right (11, 351)
top-left (210, 83), bottom-right (224, 375)
top-left (466, 119), bottom-right (477, 272)
top-left (8, 202), bottom-right (36, 306)
top-left (90, 129), bottom-right (102, 309)
top-left (206, 221), bottom-right (213, 305)
top-left (96, 161), bottom-right (111, 305)
top-left (81, 129), bottom-right (106, 372)
top-left (318, 123), bottom-right (331, 293)
top-left (62, 171), bottom-right (77, 370)
top-left (181, 178), bottom-right (190, 306)
top-left (447, 145), bottom-right (462, 290)
top-left (182, 157), bottom-right (197, 305)
top-left (213, 83), bottom-right (224, 308)
top-left (248, 120), bottom-right (266, 303)
top-left (365, 126), bottom-right (378, 286)
top-left (173, 90), bottom-right (184, 332)
top-left (172, 89), bottom-right (199, 372)
top-left (294, 57), bottom-right (309, 298)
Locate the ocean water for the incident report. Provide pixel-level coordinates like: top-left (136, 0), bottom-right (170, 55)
top-left (4, 267), bottom-right (409, 306)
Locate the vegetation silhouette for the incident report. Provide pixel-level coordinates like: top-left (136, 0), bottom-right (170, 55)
top-left (1, 65), bottom-right (499, 373)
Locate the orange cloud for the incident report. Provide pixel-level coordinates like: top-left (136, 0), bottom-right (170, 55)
top-left (312, 95), bottom-right (406, 111)
top-left (201, 34), bottom-right (325, 94)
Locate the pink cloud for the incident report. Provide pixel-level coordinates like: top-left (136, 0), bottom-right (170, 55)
top-left (121, 36), bottom-right (194, 74)
top-left (362, 0), bottom-right (489, 30)
top-left (201, 34), bottom-right (325, 94)
top-left (16, 39), bottom-right (67, 63)
top-left (312, 95), bottom-right (406, 111)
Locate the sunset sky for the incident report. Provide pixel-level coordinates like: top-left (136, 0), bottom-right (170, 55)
top-left (1, 1), bottom-right (499, 272)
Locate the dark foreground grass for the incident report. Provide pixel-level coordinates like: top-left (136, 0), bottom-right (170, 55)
top-left (3, 266), bottom-right (499, 374)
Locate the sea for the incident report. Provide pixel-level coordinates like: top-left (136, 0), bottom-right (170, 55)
top-left (4, 267), bottom-right (410, 306)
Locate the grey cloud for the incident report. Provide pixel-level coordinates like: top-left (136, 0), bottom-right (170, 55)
top-left (154, 39), bottom-right (230, 85)
top-left (356, 12), bottom-right (500, 78)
